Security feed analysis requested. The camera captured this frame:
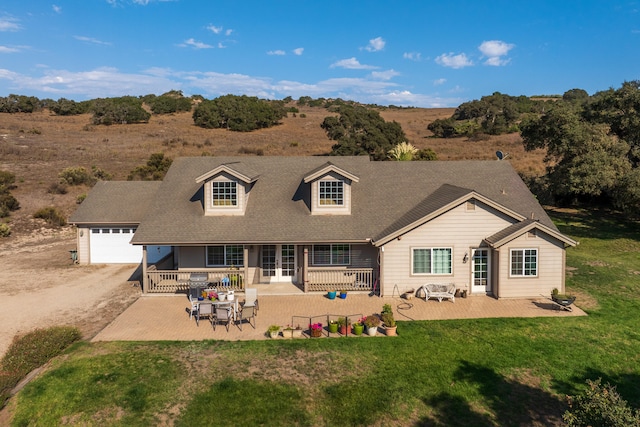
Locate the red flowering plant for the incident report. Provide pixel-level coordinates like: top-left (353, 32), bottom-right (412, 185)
top-left (207, 291), bottom-right (218, 300)
top-left (310, 322), bottom-right (323, 331)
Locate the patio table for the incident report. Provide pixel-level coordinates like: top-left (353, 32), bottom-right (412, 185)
top-left (197, 298), bottom-right (239, 321)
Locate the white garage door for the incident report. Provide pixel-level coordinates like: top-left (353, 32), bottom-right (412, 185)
top-left (90, 227), bottom-right (141, 264)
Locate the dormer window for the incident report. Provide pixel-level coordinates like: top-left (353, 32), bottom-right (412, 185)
top-left (212, 181), bottom-right (237, 207)
top-left (319, 180), bottom-right (344, 206)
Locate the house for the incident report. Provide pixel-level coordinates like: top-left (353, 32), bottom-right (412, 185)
top-left (69, 156), bottom-right (577, 298)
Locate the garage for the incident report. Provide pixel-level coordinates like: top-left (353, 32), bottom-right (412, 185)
top-left (90, 227), bottom-right (141, 264)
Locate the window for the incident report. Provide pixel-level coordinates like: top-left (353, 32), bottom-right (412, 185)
top-left (206, 245), bottom-right (244, 266)
top-left (412, 248), bottom-right (452, 275)
top-left (319, 180), bottom-right (344, 206)
top-left (312, 244), bottom-right (350, 265)
top-left (510, 249), bottom-right (537, 276)
top-left (212, 181), bottom-right (237, 206)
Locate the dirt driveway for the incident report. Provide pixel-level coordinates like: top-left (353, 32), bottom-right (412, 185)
top-left (0, 226), bottom-right (141, 357)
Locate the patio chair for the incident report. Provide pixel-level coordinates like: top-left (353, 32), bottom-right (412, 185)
top-left (242, 288), bottom-right (259, 314)
top-left (196, 302), bottom-right (213, 327)
top-left (236, 305), bottom-right (256, 331)
top-left (213, 305), bottom-right (233, 332)
top-left (188, 295), bottom-right (199, 320)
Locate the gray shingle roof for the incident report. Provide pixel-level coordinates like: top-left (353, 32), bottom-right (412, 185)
top-left (69, 181), bottom-right (162, 225)
top-left (119, 156), bottom-right (559, 245)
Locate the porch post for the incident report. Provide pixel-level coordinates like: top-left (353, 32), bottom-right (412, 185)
top-left (141, 245), bottom-right (148, 294)
top-left (378, 246), bottom-right (385, 297)
top-left (243, 245), bottom-right (249, 288)
top-left (303, 247), bottom-right (309, 293)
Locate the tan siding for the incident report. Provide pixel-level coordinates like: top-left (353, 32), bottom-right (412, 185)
top-left (203, 173), bottom-right (248, 216)
top-left (310, 172), bottom-right (352, 215)
top-left (496, 232), bottom-right (566, 298)
top-left (77, 227), bottom-right (90, 264)
top-left (380, 202), bottom-right (514, 296)
top-left (178, 246), bottom-right (205, 268)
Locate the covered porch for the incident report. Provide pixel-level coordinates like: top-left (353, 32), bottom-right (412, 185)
top-left (140, 244), bottom-right (377, 294)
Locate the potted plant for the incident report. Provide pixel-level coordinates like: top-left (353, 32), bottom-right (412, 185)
top-left (292, 324), bottom-right (303, 338)
top-left (310, 322), bottom-right (323, 337)
top-left (352, 319), bottom-right (364, 335)
top-left (337, 317), bottom-right (350, 335)
top-left (282, 325), bottom-right (294, 338)
top-left (339, 290), bottom-right (348, 299)
top-left (267, 324), bottom-right (280, 339)
top-left (328, 320), bottom-right (339, 334)
top-left (381, 304), bottom-right (397, 336)
top-left (327, 290), bottom-right (337, 300)
top-left (363, 314), bottom-right (381, 336)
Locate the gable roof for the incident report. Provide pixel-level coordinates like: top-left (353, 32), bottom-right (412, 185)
top-left (195, 162), bottom-right (260, 184)
top-left (123, 156), bottom-right (562, 246)
top-left (69, 181), bottom-right (161, 225)
top-left (303, 161), bottom-right (360, 183)
top-left (372, 184), bottom-right (528, 246)
top-left (484, 218), bottom-right (578, 248)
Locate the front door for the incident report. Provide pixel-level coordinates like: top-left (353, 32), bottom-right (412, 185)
top-left (262, 245), bottom-right (296, 282)
top-left (471, 248), bottom-right (490, 294)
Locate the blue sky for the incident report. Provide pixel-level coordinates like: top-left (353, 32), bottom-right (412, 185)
top-left (0, 1), bottom-right (638, 107)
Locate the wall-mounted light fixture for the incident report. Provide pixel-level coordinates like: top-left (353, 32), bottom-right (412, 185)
top-left (463, 252), bottom-right (469, 263)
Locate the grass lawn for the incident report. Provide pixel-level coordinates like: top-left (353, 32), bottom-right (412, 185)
top-left (8, 209), bottom-right (640, 426)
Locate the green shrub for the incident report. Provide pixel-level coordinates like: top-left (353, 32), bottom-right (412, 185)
top-left (58, 166), bottom-right (95, 186)
top-left (564, 378), bottom-right (640, 427)
top-left (0, 222), bottom-right (10, 237)
top-left (0, 326), bottom-right (81, 408)
top-left (76, 193), bottom-right (87, 204)
top-left (33, 207), bottom-right (67, 226)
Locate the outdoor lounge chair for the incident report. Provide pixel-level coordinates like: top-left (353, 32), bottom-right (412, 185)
top-left (236, 305), bottom-right (256, 331)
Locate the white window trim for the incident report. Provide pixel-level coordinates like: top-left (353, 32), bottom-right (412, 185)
top-left (311, 244), bottom-right (351, 266)
top-left (411, 247), bottom-right (453, 275)
top-left (211, 181), bottom-right (238, 208)
top-left (318, 180), bottom-right (344, 207)
top-left (509, 248), bottom-right (538, 277)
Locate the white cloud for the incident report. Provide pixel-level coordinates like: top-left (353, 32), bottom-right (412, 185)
top-left (207, 24), bottom-right (223, 34)
top-left (0, 46), bottom-right (19, 53)
top-left (478, 40), bottom-right (514, 66)
top-left (180, 38), bottom-right (213, 49)
top-left (0, 16), bottom-right (21, 32)
top-left (267, 50), bottom-right (286, 56)
top-left (433, 78), bottom-right (446, 86)
top-left (371, 69), bottom-right (399, 80)
top-left (330, 57), bottom-right (378, 70)
top-left (74, 36), bottom-right (112, 46)
top-left (364, 36), bottom-right (385, 52)
top-left (292, 47), bottom-right (304, 56)
top-left (403, 52), bottom-right (422, 61)
top-left (435, 52), bottom-right (473, 69)
top-left (206, 24), bottom-right (233, 36)
top-left (52, 5), bottom-right (62, 13)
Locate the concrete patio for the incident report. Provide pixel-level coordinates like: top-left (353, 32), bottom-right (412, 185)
top-left (92, 292), bottom-right (586, 343)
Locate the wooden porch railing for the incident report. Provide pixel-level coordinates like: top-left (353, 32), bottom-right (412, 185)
top-left (306, 268), bottom-right (374, 292)
top-left (146, 268), bottom-right (245, 293)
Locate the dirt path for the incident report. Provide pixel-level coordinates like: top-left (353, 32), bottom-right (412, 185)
top-left (0, 227), bottom-right (141, 357)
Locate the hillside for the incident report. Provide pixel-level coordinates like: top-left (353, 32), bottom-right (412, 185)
top-left (0, 106), bottom-right (545, 236)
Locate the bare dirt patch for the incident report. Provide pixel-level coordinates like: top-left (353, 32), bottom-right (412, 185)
top-left (0, 227), bottom-right (141, 358)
